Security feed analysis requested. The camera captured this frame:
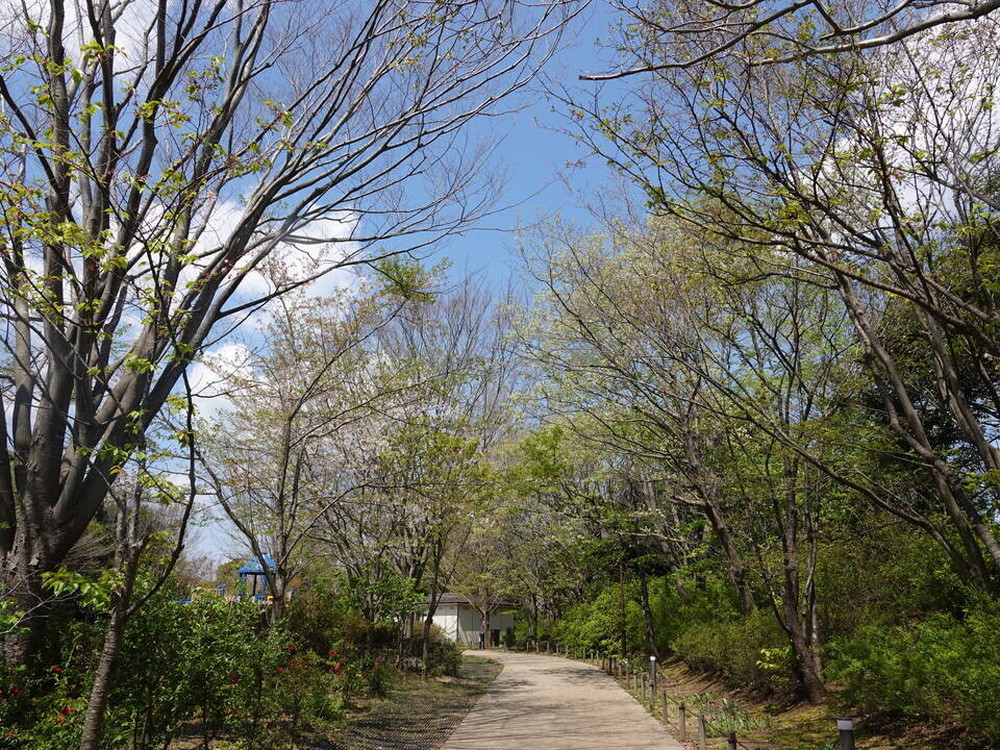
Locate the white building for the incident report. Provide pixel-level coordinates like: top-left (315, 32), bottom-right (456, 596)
top-left (429, 593), bottom-right (516, 647)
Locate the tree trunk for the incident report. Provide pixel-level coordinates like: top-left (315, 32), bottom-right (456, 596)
top-left (701, 497), bottom-right (756, 615)
top-left (267, 572), bottom-right (286, 625)
top-left (618, 562), bottom-right (628, 656)
top-left (422, 586), bottom-right (442, 675)
top-left (529, 592), bottom-right (539, 646)
top-left (786, 607), bottom-right (824, 703)
top-left (421, 612), bottom-right (434, 674)
top-left (779, 461), bottom-right (824, 704)
top-left (637, 574), bottom-right (660, 659)
top-left (4, 547), bottom-right (51, 670)
top-left (79, 590), bottom-right (132, 750)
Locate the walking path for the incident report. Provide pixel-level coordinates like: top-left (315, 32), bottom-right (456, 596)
top-left (441, 651), bottom-right (686, 750)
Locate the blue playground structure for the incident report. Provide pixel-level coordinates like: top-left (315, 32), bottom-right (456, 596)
top-left (237, 553), bottom-right (277, 602)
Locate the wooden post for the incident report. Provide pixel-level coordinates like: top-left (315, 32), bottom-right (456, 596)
top-left (661, 694), bottom-right (669, 724)
top-left (641, 674), bottom-right (647, 702)
top-left (678, 701), bottom-right (687, 740)
top-left (837, 718), bottom-right (856, 750)
top-left (727, 732), bottom-right (737, 750)
top-left (698, 714), bottom-right (707, 750)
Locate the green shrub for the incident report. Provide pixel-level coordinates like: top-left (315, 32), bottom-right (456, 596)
top-left (650, 575), bottom-right (740, 651)
top-left (828, 602), bottom-right (1000, 742)
top-left (365, 657), bottom-right (394, 697)
top-left (107, 593), bottom-right (283, 749)
top-left (2, 573), bottom-right (407, 749)
top-left (0, 617), bottom-right (106, 750)
top-left (405, 626), bottom-right (463, 675)
top-left (816, 522), bottom-right (966, 640)
top-left (554, 585), bottom-right (645, 656)
top-left (284, 583), bottom-right (369, 656)
top-left (672, 609), bottom-right (791, 692)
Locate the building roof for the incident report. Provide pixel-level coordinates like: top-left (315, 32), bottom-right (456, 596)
top-left (430, 592), bottom-right (517, 608)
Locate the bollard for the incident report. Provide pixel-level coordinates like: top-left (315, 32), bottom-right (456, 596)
top-left (837, 718), bottom-right (856, 750)
top-left (641, 674), bottom-right (647, 702)
top-left (678, 701), bottom-right (687, 740)
top-left (698, 714), bottom-right (707, 750)
top-left (727, 732), bottom-right (737, 750)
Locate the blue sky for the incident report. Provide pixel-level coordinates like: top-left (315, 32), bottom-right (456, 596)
top-left (437, 2), bottom-right (626, 284)
top-left (188, 3), bottom-right (629, 562)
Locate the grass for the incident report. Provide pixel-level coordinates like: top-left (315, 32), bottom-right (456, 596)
top-left (682, 693), bottom-right (770, 737)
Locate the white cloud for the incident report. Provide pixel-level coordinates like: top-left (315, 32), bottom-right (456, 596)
top-left (235, 212), bottom-right (361, 302)
top-left (187, 341), bottom-right (255, 420)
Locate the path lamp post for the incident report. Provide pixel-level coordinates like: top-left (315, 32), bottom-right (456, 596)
top-left (837, 718), bottom-right (856, 750)
top-left (649, 655), bottom-right (657, 706)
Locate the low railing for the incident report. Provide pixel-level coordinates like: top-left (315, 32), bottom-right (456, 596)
top-left (553, 647), bottom-right (857, 750)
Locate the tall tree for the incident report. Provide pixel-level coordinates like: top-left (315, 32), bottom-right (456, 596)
top-left (0, 0), bottom-right (580, 665)
top-left (200, 276), bottom-right (405, 624)
top-left (585, 0), bottom-right (1000, 76)
top-left (571, 3), bottom-right (1000, 593)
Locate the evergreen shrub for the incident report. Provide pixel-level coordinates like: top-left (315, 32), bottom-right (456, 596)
top-left (671, 609), bottom-right (791, 692)
top-left (828, 602), bottom-right (1000, 742)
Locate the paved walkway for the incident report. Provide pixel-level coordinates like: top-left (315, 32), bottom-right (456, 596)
top-left (441, 651), bottom-right (686, 750)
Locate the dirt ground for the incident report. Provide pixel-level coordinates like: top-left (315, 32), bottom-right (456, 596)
top-left (312, 656), bottom-right (501, 750)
